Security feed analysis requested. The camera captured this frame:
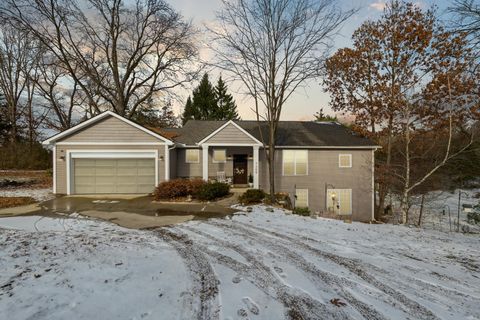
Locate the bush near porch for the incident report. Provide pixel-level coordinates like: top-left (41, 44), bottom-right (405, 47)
top-left (154, 179), bottom-right (205, 200)
top-left (153, 179), bottom-right (230, 201)
top-left (239, 189), bottom-right (266, 204)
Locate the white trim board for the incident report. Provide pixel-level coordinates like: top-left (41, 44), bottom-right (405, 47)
top-left (42, 111), bottom-right (173, 145)
top-left (197, 120), bottom-right (263, 145)
top-left (66, 149), bottom-right (159, 195)
top-left (56, 142), bottom-right (166, 146)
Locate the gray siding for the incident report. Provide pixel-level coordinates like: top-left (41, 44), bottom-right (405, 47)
top-left (55, 144), bottom-right (166, 194)
top-left (260, 149), bottom-right (374, 222)
top-left (176, 148), bottom-right (203, 178)
top-left (203, 123), bottom-right (258, 144)
top-left (58, 116), bottom-right (160, 143)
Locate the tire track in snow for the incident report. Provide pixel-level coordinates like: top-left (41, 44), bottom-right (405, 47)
top-left (176, 225), bottom-right (349, 320)
top-left (220, 220), bottom-right (439, 320)
top-left (188, 222), bottom-right (388, 320)
top-left (155, 229), bottom-right (220, 320)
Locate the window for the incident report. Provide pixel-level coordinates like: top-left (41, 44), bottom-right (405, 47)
top-left (326, 189), bottom-right (352, 215)
top-left (282, 150), bottom-right (308, 175)
top-left (213, 149), bottom-right (226, 163)
top-left (339, 154), bottom-right (352, 168)
top-left (185, 149), bottom-right (199, 163)
top-left (295, 189), bottom-right (309, 207)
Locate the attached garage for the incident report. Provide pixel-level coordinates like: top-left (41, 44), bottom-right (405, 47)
top-left (73, 158), bottom-right (156, 194)
top-left (42, 111), bottom-right (173, 195)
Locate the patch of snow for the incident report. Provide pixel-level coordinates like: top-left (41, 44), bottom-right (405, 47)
top-left (1, 206), bottom-right (479, 319)
top-left (0, 188), bottom-right (54, 202)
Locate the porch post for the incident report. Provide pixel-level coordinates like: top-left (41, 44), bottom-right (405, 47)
top-left (253, 145), bottom-right (259, 189)
top-left (202, 144), bottom-right (209, 181)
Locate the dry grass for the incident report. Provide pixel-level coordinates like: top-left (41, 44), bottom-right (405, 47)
top-left (0, 196), bottom-right (37, 209)
top-left (0, 170), bottom-right (52, 189)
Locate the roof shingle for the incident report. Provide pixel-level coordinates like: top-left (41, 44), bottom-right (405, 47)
top-left (168, 120), bottom-right (376, 148)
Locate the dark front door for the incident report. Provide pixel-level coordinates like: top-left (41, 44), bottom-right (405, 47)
top-left (233, 154), bottom-right (248, 184)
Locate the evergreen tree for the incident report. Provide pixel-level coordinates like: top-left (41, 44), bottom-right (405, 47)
top-left (0, 92), bottom-right (11, 145)
top-left (182, 73), bottom-right (240, 124)
top-left (182, 73), bottom-right (217, 124)
top-left (313, 108), bottom-right (337, 122)
top-left (215, 76), bottom-right (239, 120)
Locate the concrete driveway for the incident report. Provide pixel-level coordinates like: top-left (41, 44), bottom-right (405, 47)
top-left (0, 195), bottom-right (236, 229)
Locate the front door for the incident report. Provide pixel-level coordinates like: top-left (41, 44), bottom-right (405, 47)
top-left (233, 154), bottom-right (248, 184)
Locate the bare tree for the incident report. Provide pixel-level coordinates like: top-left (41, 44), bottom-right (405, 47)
top-left (34, 54), bottom-right (87, 131)
top-left (0, 24), bottom-right (42, 143)
top-left (210, 0), bottom-right (355, 200)
top-left (1, 0), bottom-right (200, 118)
top-left (450, 0), bottom-right (480, 67)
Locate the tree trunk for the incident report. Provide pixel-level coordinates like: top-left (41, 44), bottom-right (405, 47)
top-left (268, 126), bottom-right (276, 203)
top-left (417, 194), bottom-right (425, 227)
top-left (377, 115), bottom-right (394, 218)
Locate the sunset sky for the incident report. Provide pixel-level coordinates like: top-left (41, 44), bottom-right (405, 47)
top-left (169, 0), bottom-right (453, 121)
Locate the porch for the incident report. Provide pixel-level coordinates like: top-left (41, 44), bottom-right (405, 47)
top-left (201, 144), bottom-right (260, 188)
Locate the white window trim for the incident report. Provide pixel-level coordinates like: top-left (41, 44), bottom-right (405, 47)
top-left (212, 149), bottom-right (227, 163)
top-left (66, 149), bottom-right (159, 195)
top-left (185, 149), bottom-right (200, 163)
top-left (339, 154), bottom-right (352, 168)
top-left (295, 188), bottom-right (309, 207)
top-left (282, 150), bottom-right (308, 176)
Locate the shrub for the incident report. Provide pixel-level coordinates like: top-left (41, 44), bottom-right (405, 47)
top-left (239, 189), bottom-right (265, 204)
top-left (186, 178), bottom-right (206, 195)
top-left (154, 178), bottom-right (206, 200)
top-left (293, 206), bottom-right (310, 216)
top-left (195, 182), bottom-right (230, 201)
top-left (467, 211), bottom-right (480, 224)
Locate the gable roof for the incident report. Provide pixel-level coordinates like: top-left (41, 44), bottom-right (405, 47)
top-left (170, 120), bottom-right (377, 148)
top-left (197, 120), bottom-right (262, 145)
top-left (42, 111), bottom-right (174, 145)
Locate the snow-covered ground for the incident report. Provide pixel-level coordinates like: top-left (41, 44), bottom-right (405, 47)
top-left (0, 188), bottom-right (54, 202)
top-left (1, 206), bottom-right (479, 320)
top-left (408, 188), bottom-right (480, 233)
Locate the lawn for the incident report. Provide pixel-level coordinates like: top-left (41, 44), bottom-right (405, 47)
top-left (0, 206), bottom-right (479, 320)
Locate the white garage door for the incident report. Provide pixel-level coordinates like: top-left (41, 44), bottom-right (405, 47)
top-left (73, 158), bottom-right (155, 194)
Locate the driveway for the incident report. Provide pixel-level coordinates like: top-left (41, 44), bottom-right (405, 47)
top-left (0, 205), bottom-right (479, 320)
top-left (0, 195), bottom-right (235, 229)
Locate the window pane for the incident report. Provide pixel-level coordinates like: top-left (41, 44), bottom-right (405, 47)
top-left (295, 189), bottom-right (308, 207)
top-left (283, 150), bottom-right (295, 175)
top-left (186, 149), bottom-right (199, 163)
top-left (295, 150), bottom-right (308, 175)
top-left (339, 154), bottom-right (351, 168)
top-left (213, 150), bottom-right (226, 162)
top-left (283, 162), bottom-right (295, 175)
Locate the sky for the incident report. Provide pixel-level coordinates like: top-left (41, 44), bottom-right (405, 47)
top-left (169, 0), bottom-right (453, 121)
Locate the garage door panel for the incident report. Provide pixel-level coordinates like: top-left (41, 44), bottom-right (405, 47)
top-left (75, 176), bottom-right (96, 185)
top-left (117, 159), bottom-right (138, 167)
top-left (138, 167), bottom-right (155, 175)
top-left (95, 185), bottom-right (117, 194)
top-left (137, 159), bottom-right (155, 167)
top-left (137, 184), bottom-right (154, 193)
top-left (75, 185), bottom-right (96, 194)
top-left (75, 159), bottom-right (96, 167)
top-left (137, 175), bottom-right (155, 184)
top-left (73, 158), bottom-right (155, 194)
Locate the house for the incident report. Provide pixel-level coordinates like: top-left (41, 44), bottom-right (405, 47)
top-left (43, 111), bottom-right (379, 221)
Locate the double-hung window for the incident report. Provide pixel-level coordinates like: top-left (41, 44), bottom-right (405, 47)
top-left (282, 150), bottom-right (308, 175)
top-left (212, 149), bottom-right (227, 163)
top-left (185, 149), bottom-right (199, 163)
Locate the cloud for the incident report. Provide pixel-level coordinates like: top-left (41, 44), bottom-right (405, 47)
top-left (369, 1), bottom-right (386, 11)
